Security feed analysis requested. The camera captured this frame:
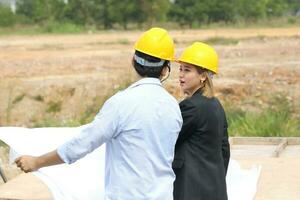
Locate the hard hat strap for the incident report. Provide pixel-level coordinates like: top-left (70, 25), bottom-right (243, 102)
top-left (208, 71), bottom-right (214, 79)
top-left (134, 54), bottom-right (165, 67)
top-left (161, 64), bottom-right (171, 83)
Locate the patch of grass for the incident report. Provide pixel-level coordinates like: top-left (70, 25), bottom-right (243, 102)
top-left (225, 94), bottom-right (300, 137)
top-left (32, 118), bottom-right (81, 128)
top-left (5, 86), bottom-right (14, 124)
top-left (79, 79), bottom-right (133, 124)
top-left (202, 16), bottom-right (300, 29)
top-left (33, 44), bottom-right (64, 51)
top-left (12, 93), bottom-right (25, 104)
top-left (0, 25), bottom-right (44, 36)
top-left (117, 38), bottom-right (130, 45)
top-left (89, 38), bottom-right (131, 46)
top-left (68, 88), bottom-right (76, 97)
top-left (42, 22), bottom-right (84, 34)
top-left (203, 37), bottom-right (239, 45)
top-left (0, 23), bottom-right (87, 36)
top-left (32, 95), bottom-right (44, 102)
top-left (46, 101), bottom-right (62, 113)
top-left (173, 38), bottom-right (179, 44)
top-left (32, 79), bottom-right (134, 127)
top-left (287, 16), bottom-right (297, 24)
top-left (79, 103), bottom-right (99, 125)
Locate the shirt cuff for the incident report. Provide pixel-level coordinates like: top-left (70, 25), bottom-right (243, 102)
top-left (57, 144), bottom-right (73, 164)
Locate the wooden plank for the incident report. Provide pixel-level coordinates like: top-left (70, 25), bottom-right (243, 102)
top-left (230, 137), bottom-right (283, 145)
top-left (272, 138), bottom-right (288, 157)
top-left (287, 137), bottom-right (300, 145)
top-left (0, 165), bottom-right (7, 183)
top-left (230, 137), bottom-right (300, 145)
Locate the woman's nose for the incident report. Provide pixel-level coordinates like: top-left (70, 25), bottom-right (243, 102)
top-left (179, 71), bottom-right (183, 78)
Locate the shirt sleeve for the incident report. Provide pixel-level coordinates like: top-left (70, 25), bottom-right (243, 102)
top-left (57, 95), bottom-right (120, 164)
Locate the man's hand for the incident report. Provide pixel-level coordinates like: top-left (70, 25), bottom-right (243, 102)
top-left (15, 155), bottom-right (40, 173)
top-left (15, 150), bottom-right (64, 173)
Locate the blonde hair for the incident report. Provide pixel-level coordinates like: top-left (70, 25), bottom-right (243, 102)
top-left (197, 68), bottom-right (214, 98)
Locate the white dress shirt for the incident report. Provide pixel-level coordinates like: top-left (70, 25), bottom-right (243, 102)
top-left (57, 78), bottom-right (183, 200)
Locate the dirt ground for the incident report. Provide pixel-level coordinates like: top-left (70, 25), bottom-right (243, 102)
top-left (0, 27), bottom-right (299, 126)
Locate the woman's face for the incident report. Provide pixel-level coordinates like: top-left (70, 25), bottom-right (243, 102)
top-left (179, 62), bottom-right (206, 96)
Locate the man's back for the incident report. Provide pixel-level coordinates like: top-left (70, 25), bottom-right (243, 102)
top-left (14, 27), bottom-right (181, 200)
top-left (105, 78), bottom-right (182, 199)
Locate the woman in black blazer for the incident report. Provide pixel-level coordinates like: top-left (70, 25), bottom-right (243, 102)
top-left (173, 42), bottom-right (230, 200)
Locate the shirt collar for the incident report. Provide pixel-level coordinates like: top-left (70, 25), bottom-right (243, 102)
top-left (128, 78), bottom-right (162, 89)
top-left (192, 88), bottom-right (204, 96)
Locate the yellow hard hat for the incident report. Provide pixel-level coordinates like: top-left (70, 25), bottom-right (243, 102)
top-left (178, 42), bottom-right (219, 73)
top-left (134, 27), bottom-right (175, 61)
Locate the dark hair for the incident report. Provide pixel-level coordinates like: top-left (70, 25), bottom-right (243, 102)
top-left (133, 50), bottom-right (170, 78)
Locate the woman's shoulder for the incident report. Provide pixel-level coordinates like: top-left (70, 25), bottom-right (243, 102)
top-left (179, 97), bottom-right (198, 114)
top-left (187, 92), bottom-right (212, 105)
top-left (179, 96), bottom-right (197, 107)
top-left (186, 93), bottom-right (223, 109)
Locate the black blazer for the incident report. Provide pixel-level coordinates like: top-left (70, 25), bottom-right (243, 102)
top-left (173, 90), bottom-right (230, 200)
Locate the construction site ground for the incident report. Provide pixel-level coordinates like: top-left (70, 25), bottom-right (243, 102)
top-left (0, 137), bottom-right (300, 200)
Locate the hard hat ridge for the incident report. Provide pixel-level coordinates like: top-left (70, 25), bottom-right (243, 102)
top-left (134, 27), bottom-right (175, 61)
top-left (178, 42), bottom-right (219, 74)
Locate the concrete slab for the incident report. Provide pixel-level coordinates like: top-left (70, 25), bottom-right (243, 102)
top-left (235, 157), bottom-right (300, 200)
top-left (231, 144), bottom-right (277, 157)
top-left (0, 173), bottom-right (53, 200)
top-left (281, 145), bottom-right (300, 157)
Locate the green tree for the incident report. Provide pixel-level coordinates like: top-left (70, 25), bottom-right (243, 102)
top-left (140, 0), bottom-right (171, 27)
top-left (237, 0), bottom-right (268, 21)
top-left (106, 0), bottom-right (141, 29)
top-left (89, 0), bottom-right (112, 29)
top-left (169, 0), bottom-right (237, 27)
top-left (16, 0), bottom-right (66, 24)
top-left (49, 0), bottom-right (68, 22)
top-left (285, 0), bottom-right (300, 14)
top-left (208, 0), bottom-right (238, 23)
top-left (16, 0), bottom-right (48, 24)
top-left (266, 0), bottom-right (289, 17)
top-left (169, 0), bottom-right (202, 28)
top-left (0, 5), bottom-right (16, 27)
top-left (63, 0), bottom-right (95, 25)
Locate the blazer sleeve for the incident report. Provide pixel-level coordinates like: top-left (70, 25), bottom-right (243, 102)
top-left (222, 112), bottom-right (230, 175)
top-left (175, 99), bottom-right (198, 148)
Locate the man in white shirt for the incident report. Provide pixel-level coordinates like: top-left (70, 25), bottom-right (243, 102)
top-left (15, 27), bottom-right (183, 200)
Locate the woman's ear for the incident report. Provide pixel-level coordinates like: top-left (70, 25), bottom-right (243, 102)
top-left (199, 72), bottom-right (206, 83)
